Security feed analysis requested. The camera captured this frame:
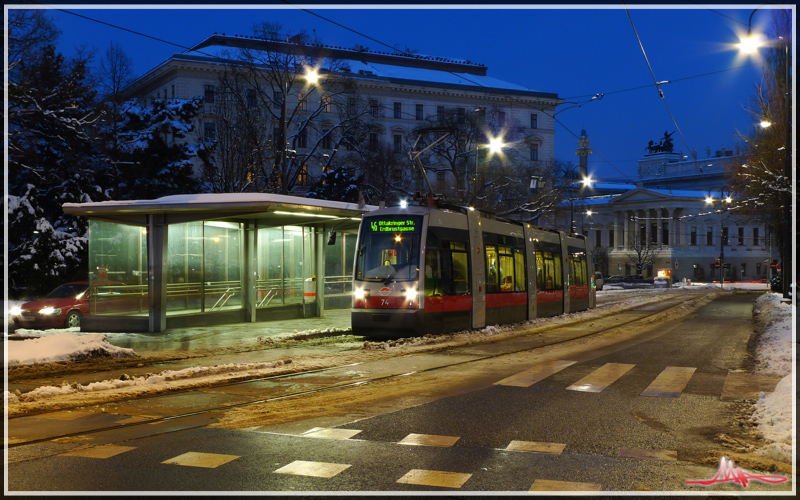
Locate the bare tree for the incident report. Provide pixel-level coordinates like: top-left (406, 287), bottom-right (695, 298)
top-left (202, 22), bottom-right (370, 194)
top-left (7, 8), bottom-right (61, 74)
top-left (626, 225), bottom-right (656, 276)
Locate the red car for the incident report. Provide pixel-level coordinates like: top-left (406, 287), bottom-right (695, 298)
top-left (10, 281), bottom-right (124, 329)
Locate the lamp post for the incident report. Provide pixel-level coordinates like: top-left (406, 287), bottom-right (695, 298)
top-left (472, 133), bottom-right (506, 203)
top-left (706, 192), bottom-right (732, 289)
top-left (740, 10), bottom-right (792, 300)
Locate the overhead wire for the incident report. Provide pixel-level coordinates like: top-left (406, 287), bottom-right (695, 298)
top-left (624, 5), bottom-right (695, 161)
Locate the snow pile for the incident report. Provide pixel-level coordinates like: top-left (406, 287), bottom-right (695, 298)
top-left (750, 293), bottom-right (794, 464)
top-left (7, 333), bottom-right (137, 366)
top-left (5, 360), bottom-right (290, 405)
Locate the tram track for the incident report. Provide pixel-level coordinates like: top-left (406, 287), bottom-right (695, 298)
top-left (5, 291), bottom-right (715, 450)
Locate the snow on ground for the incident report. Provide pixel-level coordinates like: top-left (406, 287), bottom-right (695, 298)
top-left (4, 284), bottom-right (794, 463)
top-left (749, 292), bottom-right (795, 463)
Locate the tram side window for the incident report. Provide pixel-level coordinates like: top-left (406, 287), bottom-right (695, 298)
top-left (513, 248), bottom-right (526, 292)
top-left (499, 246), bottom-right (515, 291)
top-left (569, 249), bottom-right (587, 287)
top-left (536, 251), bottom-right (562, 291)
top-left (486, 246), bottom-right (499, 293)
top-left (425, 250), bottom-right (443, 296)
top-left (450, 242), bottom-right (470, 295)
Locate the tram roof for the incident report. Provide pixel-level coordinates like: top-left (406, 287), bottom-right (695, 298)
top-left (63, 192), bottom-right (378, 227)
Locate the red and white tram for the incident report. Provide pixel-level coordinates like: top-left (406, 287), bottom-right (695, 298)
top-left (351, 204), bottom-right (596, 336)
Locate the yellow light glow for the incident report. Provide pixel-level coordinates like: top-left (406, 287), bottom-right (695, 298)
top-left (581, 176), bottom-right (593, 187)
top-left (760, 120), bottom-right (773, 128)
top-left (705, 196), bottom-right (714, 204)
top-left (395, 235), bottom-right (402, 242)
top-left (739, 33), bottom-right (763, 54)
top-left (213, 237), bottom-right (221, 243)
top-left (305, 68), bottom-right (320, 84)
top-left (487, 135), bottom-right (506, 154)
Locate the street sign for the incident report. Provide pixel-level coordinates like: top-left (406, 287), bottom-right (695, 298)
top-left (714, 262), bottom-right (721, 269)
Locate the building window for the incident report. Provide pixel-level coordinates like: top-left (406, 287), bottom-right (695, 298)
top-left (753, 227), bottom-right (759, 246)
top-left (297, 128), bottom-right (308, 149)
top-left (738, 227), bottom-right (745, 246)
top-left (298, 92), bottom-right (307, 111)
top-left (690, 227), bottom-right (697, 245)
top-left (204, 85), bottom-right (215, 104)
top-left (595, 230), bottom-right (602, 249)
top-left (246, 89), bottom-right (256, 107)
top-left (322, 130), bottom-right (332, 150)
top-left (530, 144), bottom-right (539, 161)
top-left (436, 171), bottom-right (446, 188)
top-left (368, 132), bottom-right (379, 152)
top-left (393, 102), bottom-right (402, 119)
top-left (204, 122), bottom-right (216, 141)
top-left (416, 104), bottom-right (424, 120)
top-left (437, 105), bottom-right (445, 122)
top-left (321, 95), bottom-right (331, 112)
top-left (297, 165), bottom-right (309, 186)
top-left (274, 91), bottom-right (283, 106)
top-left (347, 97), bottom-right (357, 115)
top-left (531, 113), bottom-right (538, 129)
top-left (369, 99), bottom-right (380, 117)
top-left (457, 107), bottom-right (466, 124)
top-left (722, 227), bottom-right (729, 246)
top-left (393, 134), bottom-right (403, 154)
top-left (706, 228), bottom-right (713, 246)
top-left (609, 230), bottom-right (615, 248)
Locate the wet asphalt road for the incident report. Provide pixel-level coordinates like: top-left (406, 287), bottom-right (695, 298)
top-left (6, 292), bottom-right (791, 493)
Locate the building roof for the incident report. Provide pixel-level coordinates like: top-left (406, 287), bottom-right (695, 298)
top-left (126, 34), bottom-right (560, 101)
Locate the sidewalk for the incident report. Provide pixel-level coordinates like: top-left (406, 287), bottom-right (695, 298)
top-left (7, 308), bottom-right (353, 395)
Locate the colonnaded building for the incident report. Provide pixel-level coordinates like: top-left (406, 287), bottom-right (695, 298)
top-left (122, 32), bottom-right (561, 201)
top-left (554, 136), bottom-right (774, 283)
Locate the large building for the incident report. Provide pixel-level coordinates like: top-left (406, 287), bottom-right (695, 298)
top-left (122, 33), bottom-right (562, 202)
top-left (555, 135), bottom-right (773, 283)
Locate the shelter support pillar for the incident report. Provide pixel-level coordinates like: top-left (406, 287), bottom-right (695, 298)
top-left (147, 214), bottom-right (168, 333)
top-left (245, 221), bottom-right (257, 323)
top-left (315, 228), bottom-right (325, 317)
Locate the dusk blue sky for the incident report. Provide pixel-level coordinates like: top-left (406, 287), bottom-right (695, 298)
top-left (40, 3), bottom-right (790, 182)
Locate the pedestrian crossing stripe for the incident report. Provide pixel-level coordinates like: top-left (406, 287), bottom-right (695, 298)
top-left (397, 469), bottom-right (472, 488)
top-left (530, 479), bottom-right (602, 491)
top-left (398, 433), bottom-right (460, 447)
top-left (162, 451), bottom-right (240, 468)
top-left (302, 427), bottom-right (362, 440)
top-left (494, 360), bottom-right (576, 387)
top-left (566, 363), bottom-right (635, 392)
top-left (505, 440), bottom-right (566, 454)
top-left (61, 444), bottom-right (137, 459)
top-left (274, 460), bottom-right (351, 478)
top-left (641, 367), bottom-right (696, 397)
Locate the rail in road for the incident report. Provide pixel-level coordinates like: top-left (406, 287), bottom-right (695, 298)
top-left (6, 292), bottom-right (713, 450)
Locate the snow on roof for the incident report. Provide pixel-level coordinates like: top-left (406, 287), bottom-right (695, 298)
top-left (178, 43), bottom-right (554, 97)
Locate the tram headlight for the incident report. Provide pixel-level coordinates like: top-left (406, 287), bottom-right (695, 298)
top-left (354, 288), bottom-right (366, 299)
top-left (404, 288), bottom-right (417, 301)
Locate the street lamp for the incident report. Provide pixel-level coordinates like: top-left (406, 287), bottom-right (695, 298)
top-left (473, 133), bottom-right (506, 202)
top-left (739, 10), bottom-right (792, 300)
top-left (706, 192), bottom-right (732, 289)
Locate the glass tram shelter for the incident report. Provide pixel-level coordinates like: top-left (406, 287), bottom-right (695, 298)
top-left (62, 193), bottom-right (373, 333)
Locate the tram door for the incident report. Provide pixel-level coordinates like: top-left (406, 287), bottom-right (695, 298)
top-left (424, 226), bottom-right (473, 335)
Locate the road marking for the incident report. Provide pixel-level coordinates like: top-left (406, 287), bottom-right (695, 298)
top-left (565, 363), bottom-right (635, 392)
top-left (505, 440), bottom-right (566, 454)
top-left (302, 427), bottom-right (362, 440)
top-left (721, 371), bottom-right (783, 401)
top-left (641, 366), bottom-right (696, 397)
top-left (530, 479), bottom-right (602, 491)
top-left (273, 460), bottom-right (351, 478)
top-left (618, 448), bottom-right (677, 461)
top-left (397, 469), bottom-right (472, 488)
top-left (62, 444), bottom-right (137, 459)
top-left (36, 410), bottom-right (94, 421)
top-left (162, 451), bottom-right (240, 468)
top-left (398, 433), bottom-right (460, 447)
top-left (494, 360), bottom-right (576, 387)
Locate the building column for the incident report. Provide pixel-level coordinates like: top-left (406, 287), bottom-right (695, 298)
top-left (657, 208), bottom-right (663, 247)
top-left (146, 214), bottom-right (168, 333)
top-left (668, 208), bottom-right (675, 247)
top-left (623, 210), bottom-right (630, 249)
top-left (613, 211), bottom-right (620, 249)
top-left (645, 210), bottom-right (652, 246)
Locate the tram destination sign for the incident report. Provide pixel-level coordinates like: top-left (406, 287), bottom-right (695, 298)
top-left (369, 218), bottom-right (418, 233)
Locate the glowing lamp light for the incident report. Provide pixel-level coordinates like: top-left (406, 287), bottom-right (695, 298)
top-left (705, 196), bottom-right (715, 204)
top-left (739, 33), bottom-right (763, 54)
top-left (400, 200), bottom-right (408, 208)
top-left (487, 135), bottom-right (505, 154)
top-left (760, 120), bottom-right (773, 128)
top-left (304, 68), bottom-right (320, 84)
top-left (395, 235), bottom-right (402, 243)
top-left (581, 176), bottom-right (593, 188)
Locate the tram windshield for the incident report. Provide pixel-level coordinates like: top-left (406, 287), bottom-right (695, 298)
top-left (355, 215), bottom-right (422, 282)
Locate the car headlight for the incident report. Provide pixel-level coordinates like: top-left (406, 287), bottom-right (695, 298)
top-left (39, 307), bottom-right (62, 315)
top-left (9, 306), bottom-right (22, 316)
